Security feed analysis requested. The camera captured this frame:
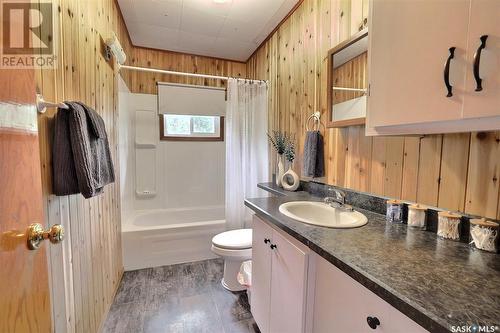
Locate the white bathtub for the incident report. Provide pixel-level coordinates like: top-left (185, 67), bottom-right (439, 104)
top-left (122, 206), bottom-right (226, 270)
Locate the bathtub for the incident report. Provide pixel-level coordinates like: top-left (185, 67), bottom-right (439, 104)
top-left (122, 206), bottom-right (226, 270)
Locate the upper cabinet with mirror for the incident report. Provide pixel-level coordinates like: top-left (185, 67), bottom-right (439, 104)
top-left (327, 29), bottom-right (368, 128)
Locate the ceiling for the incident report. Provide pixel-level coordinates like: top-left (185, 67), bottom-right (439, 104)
top-left (117, 0), bottom-right (300, 62)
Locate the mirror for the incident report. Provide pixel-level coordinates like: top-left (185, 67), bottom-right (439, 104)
top-left (327, 29), bottom-right (368, 128)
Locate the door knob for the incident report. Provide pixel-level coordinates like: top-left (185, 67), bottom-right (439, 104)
top-left (26, 223), bottom-right (64, 250)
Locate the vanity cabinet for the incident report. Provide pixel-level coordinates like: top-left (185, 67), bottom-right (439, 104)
top-left (312, 254), bottom-right (427, 333)
top-left (251, 215), bottom-right (311, 333)
top-left (367, 0), bottom-right (500, 135)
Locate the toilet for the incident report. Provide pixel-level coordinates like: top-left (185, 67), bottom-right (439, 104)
top-left (211, 229), bottom-right (252, 291)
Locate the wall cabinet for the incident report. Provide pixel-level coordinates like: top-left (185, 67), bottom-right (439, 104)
top-left (312, 254), bottom-right (427, 333)
top-left (251, 215), bottom-right (311, 333)
top-left (367, 0), bottom-right (500, 135)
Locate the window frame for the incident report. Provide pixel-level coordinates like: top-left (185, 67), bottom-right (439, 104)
top-left (159, 114), bottom-right (225, 142)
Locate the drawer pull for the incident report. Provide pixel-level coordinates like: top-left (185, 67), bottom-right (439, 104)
top-left (443, 47), bottom-right (456, 97)
top-left (270, 244), bottom-right (277, 250)
top-left (264, 238), bottom-right (271, 244)
top-left (366, 316), bottom-right (380, 329)
top-left (473, 35), bottom-right (488, 92)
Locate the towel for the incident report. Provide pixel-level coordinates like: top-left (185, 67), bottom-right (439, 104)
top-left (302, 130), bottom-right (324, 178)
top-left (52, 102), bottom-right (115, 198)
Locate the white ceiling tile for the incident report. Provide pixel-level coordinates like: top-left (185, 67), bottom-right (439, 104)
top-left (182, 0), bottom-right (233, 18)
top-left (180, 6), bottom-right (226, 36)
top-left (177, 31), bottom-right (217, 54)
top-left (130, 23), bottom-right (180, 50)
top-left (118, 0), bottom-right (299, 61)
top-left (228, 0), bottom-right (283, 23)
top-left (213, 36), bottom-right (256, 61)
top-left (218, 18), bottom-right (264, 43)
top-left (130, 0), bottom-right (182, 29)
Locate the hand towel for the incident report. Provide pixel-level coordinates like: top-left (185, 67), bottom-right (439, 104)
top-left (52, 102), bottom-right (115, 198)
top-left (302, 130), bottom-right (324, 178)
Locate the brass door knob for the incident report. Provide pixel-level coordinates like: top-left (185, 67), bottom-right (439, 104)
top-left (26, 223), bottom-right (64, 250)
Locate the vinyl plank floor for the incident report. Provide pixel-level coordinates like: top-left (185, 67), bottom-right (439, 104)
top-left (103, 259), bottom-right (259, 333)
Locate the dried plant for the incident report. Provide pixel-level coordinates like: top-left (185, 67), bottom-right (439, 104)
top-left (284, 135), bottom-right (296, 163)
top-left (267, 130), bottom-right (287, 155)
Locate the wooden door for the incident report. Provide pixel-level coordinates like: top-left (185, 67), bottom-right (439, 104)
top-left (251, 215), bottom-right (273, 333)
top-left (367, 0), bottom-right (470, 128)
top-left (269, 228), bottom-right (308, 333)
top-left (0, 69), bottom-right (52, 332)
top-left (462, 0), bottom-right (500, 119)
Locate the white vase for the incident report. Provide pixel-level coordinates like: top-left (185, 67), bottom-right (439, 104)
top-left (276, 155), bottom-right (285, 187)
top-left (282, 166), bottom-right (300, 191)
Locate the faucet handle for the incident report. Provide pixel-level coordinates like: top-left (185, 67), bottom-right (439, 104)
top-left (324, 197), bottom-right (336, 205)
top-left (328, 187), bottom-right (346, 202)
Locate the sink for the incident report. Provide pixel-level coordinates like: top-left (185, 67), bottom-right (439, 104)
top-left (278, 201), bottom-right (368, 228)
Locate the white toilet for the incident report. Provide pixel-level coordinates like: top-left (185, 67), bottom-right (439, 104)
top-left (211, 229), bottom-right (252, 291)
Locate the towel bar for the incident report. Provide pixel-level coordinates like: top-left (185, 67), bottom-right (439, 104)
top-left (36, 94), bottom-right (69, 114)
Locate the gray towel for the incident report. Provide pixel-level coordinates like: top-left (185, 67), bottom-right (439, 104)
top-left (303, 131), bottom-right (324, 178)
top-left (53, 102), bottom-right (115, 198)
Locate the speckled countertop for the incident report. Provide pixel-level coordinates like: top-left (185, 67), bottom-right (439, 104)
top-left (245, 183), bottom-right (500, 333)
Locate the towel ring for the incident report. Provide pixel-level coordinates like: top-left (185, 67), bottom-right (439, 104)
top-left (306, 114), bottom-right (322, 131)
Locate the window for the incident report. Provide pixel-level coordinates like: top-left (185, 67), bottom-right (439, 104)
top-left (160, 114), bottom-right (224, 141)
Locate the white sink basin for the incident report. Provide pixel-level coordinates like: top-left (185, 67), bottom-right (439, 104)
top-left (278, 201), bottom-right (368, 228)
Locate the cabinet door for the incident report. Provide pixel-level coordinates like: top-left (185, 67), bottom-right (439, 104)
top-left (269, 229), bottom-right (309, 333)
top-left (313, 255), bottom-right (427, 333)
top-left (462, 0), bottom-right (500, 119)
top-left (367, 0), bottom-right (470, 128)
top-left (251, 215), bottom-right (274, 333)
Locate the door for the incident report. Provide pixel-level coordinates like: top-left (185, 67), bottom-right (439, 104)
top-left (0, 69), bottom-right (52, 331)
top-left (251, 215), bottom-right (273, 333)
top-left (367, 0), bottom-right (470, 128)
top-left (312, 255), bottom-right (426, 333)
top-left (269, 228), bottom-right (308, 333)
top-left (462, 0), bottom-right (500, 119)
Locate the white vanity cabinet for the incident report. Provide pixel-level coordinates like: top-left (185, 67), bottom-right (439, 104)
top-left (367, 0), bottom-right (500, 135)
top-left (251, 215), bottom-right (311, 333)
top-left (251, 215), bottom-right (428, 333)
top-left (312, 254), bottom-right (427, 333)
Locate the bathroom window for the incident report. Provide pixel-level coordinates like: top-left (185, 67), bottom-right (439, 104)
top-left (160, 114), bottom-right (224, 141)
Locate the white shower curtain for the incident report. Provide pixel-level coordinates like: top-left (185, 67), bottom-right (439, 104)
top-left (225, 78), bottom-right (269, 230)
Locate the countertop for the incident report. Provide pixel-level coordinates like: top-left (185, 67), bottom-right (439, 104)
top-left (245, 183), bottom-right (500, 333)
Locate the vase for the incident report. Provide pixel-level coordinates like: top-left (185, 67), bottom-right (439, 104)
top-left (276, 155), bottom-right (285, 187)
top-left (281, 166), bottom-right (300, 191)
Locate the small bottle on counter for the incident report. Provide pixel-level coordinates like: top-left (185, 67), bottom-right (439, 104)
top-left (469, 218), bottom-right (499, 253)
top-left (437, 211), bottom-right (462, 240)
top-left (386, 199), bottom-right (404, 223)
top-left (407, 204), bottom-right (427, 229)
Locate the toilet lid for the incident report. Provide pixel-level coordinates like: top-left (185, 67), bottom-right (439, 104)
top-left (212, 229), bottom-right (252, 250)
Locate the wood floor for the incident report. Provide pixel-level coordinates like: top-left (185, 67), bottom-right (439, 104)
top-left (103, 259), bottom-right (259, 333)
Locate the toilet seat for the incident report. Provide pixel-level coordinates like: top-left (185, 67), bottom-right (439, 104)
top-left (211, 228), bottom-right (252, 250)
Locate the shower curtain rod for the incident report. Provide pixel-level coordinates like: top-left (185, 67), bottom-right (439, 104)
top-left (120, 65), bottom-right (268, 84)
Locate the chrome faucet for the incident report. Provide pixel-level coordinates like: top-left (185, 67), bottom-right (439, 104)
top-left (324, 188), bottom-right (353, 211)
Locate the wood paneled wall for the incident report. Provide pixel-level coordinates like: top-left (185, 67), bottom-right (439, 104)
top-left (34, 0), bottom-right (247, 332)
top-left (36, 0), bottom-right (125, 331)
top-left (247, 0), bottom-right (500, 220)
top-left (120, 48), bottom-right (246, 94)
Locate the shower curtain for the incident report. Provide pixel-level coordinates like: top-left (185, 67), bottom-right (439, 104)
top-left (225, 78), bottom-right (269, 230)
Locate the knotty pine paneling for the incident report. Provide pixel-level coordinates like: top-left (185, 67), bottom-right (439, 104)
top-left (247, 0), bottom-right (500, 219)
top-left (121, 48), bottom-right (246, 94)
top-left (35, 0), bottom-right (247, 332)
